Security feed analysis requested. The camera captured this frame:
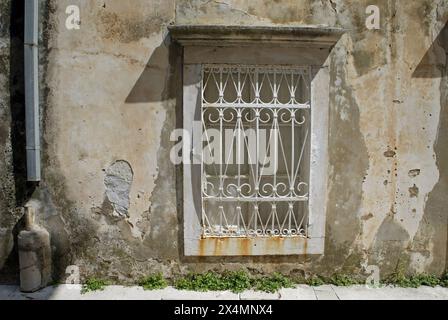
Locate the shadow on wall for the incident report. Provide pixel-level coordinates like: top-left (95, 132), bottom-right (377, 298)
top-left (123, 33), bottom-right (188, 260)
top-left (125, 35), bottom-right (178, 103)
top-left (412, 18), bottom-right (448, 273)
top-left (413, 20), bottom-right (447, 78)
top-left (9, 0), bottom-right (34, 206)
top-left (1, 0), bottom-right (36, 284)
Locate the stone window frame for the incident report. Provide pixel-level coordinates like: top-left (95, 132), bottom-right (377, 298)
top-left (169, 25), bottom-right (344, 256)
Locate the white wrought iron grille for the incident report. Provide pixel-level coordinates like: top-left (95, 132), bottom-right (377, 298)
top-left (201, 64), bottom-right (311, 238)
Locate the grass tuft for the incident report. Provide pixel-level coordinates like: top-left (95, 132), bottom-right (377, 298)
top-left (306, 276), bottom-right (325, 286)
top-left (174, 271), bottom-right (296, 293)
top-left (174, 271), bottom-right (252, 293)
top-left (81, 278), bottom-right (108, 294)
top-left (85, 269), bottom-right (448, 294)
top-left (385, 267), bottom-right (442, 288)
top-left (329, 274), bottom-right (362, 286)
top-left (222, 270), bottom-right (252, 293)
top-left (138, 273), bottom-right (168, 290)
top-left (440, 273), bottom-right (448, 287)
top-left (175, 272), bottom-right (224, 292)
top-left (252, 272), bottom-right (295, 293)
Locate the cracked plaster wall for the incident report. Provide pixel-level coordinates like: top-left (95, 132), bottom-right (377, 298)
top-left (0, 0), bottom-right (447, 282)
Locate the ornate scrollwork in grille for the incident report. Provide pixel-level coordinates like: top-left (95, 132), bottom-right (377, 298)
top-left (201, 65), bottom-right (311, 238)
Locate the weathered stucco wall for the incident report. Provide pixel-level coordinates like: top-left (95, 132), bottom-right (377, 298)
top-left (0, 0), bottom-right (14, 271)
top-left (1, 0), bottom-right (447, 283)
top-left (0, 0), bottom-right (28, 278)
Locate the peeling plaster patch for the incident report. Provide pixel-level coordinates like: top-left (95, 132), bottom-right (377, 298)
top-left (334, 74), bottom-right (352, 121)
top-left (104, 160), bottom-right (133, 218)
top-left (408, 169), bottom-right (421, 177)
top-left (361, 213), bottom-right (374, 221)
top-left (175, 0), bottom-right (277, 26)
top-left (328, 0), bottom-right (337, 13)
top-left (97, 10), bottom-right (167, 43)
top-left (409, 184), bottom-right (419, 198)
top-left (383, 149), bottom-right (396, 158)
top-left (354, 2), bottom-right (444, 255)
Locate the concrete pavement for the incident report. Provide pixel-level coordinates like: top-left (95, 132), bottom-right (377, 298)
top-left (1, 284), bottom-right (448, 300)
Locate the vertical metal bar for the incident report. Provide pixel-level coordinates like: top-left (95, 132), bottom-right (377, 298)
top-left (219, 206), bottom-right (223, 236)
top-left (24, 0), bottom-right (40, 181)
top-left (219, 109), bottom-right (223, 197)
top-left (273, 110), bottom-right (277, 194)
top-left (255, 107), bottom-right (259, 233)
top-left (288, 202), bottom-right (292, 232)
top-left (219, 67), bottom-right (223, 103)
top-left (200, 66), bottom-right (205, 232)
top-left (290, 71), bottom-right (295, 196)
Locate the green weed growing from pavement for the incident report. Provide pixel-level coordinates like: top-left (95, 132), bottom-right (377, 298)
top-left (174, 271), bottom-right (252, 293)
top-left (81, 278), bottom-right (108, 294)
top-left (98, 269), bottom-right (448, 293)
top-left (138, 273), bottom-right (168, 290)
top-left (329, 274), bottom-right (363, 286)
top-left (251, 272), bottom-right (295, 293)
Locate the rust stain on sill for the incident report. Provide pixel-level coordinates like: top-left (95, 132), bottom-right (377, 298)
top-left (198, 235), bottom-right (309, 256)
